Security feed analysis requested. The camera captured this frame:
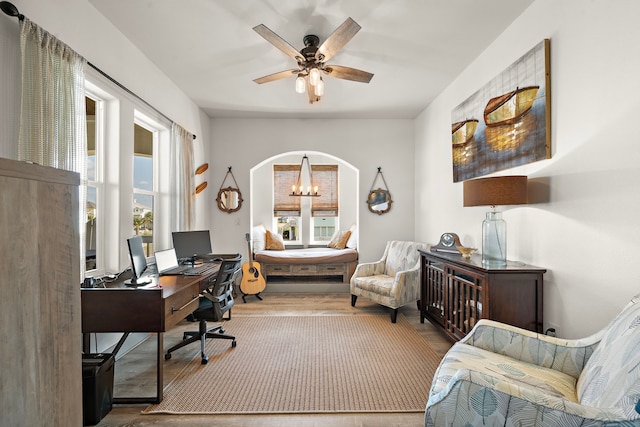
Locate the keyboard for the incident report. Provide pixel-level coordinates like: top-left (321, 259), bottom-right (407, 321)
top-left (181, 264), bottom-right (216, 276)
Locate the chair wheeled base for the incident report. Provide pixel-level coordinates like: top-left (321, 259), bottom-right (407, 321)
top-left (165, 314), bottom-right (236, 364)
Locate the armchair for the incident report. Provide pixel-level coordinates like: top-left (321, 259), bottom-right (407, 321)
top-left (425, 294), bottom-right (640, 426)
top-left (350, 240), bottom-right (427, 323)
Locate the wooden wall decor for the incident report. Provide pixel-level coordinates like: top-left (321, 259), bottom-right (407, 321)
top-left (195, 163), bottom-right (208, 175)
top-left (367, 167), bottom-right (392, 215)
top-left (195, 181), bottom-right (208, 194)
top-left (216, 166), bottom-right (243, 213)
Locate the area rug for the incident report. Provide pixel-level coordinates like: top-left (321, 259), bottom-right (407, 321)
top-left (143, 314), bottom-right (441, 414)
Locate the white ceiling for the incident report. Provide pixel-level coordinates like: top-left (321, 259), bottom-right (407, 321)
top-left (88, 0), bottom-right (533, 119)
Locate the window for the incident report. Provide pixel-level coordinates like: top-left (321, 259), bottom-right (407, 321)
top-left (311, 165), bottom-right (338, 242)
top-left (83, 73), bottom-right (173, 281)
top-left (272, 163), bottom-right (339, 244)
top-left (85, 95), bottom-right (102, 271)
top-left (273, 164), bottom-right (301, 242)
top-left (133, 122), bottom-right (156, 256)
top-left (313, 217), bottom-right (335, 241)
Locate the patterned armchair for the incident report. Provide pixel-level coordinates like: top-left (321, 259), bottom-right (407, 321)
top-left (425, 294), bottom-right (640, 426)
top-left (350, 240), bottom-right (427, 323)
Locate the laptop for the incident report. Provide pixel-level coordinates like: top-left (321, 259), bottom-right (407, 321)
top-left (155, 248), bottom-right (216, 276)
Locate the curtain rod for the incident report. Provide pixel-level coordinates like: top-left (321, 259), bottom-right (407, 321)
top-left (86, 62), bottom-right (196, 140)
top-left (0, 0), bottom-right (196, 140)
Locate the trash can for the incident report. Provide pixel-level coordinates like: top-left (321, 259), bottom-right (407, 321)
top-left (82, 353), bottom-right (115, 426)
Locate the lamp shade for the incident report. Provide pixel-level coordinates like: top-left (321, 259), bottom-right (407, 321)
top-left (463, 176), bottom-right (528, 207)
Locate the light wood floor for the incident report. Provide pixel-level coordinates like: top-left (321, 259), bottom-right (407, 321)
top-left (93, 284), bottom-right (453, 427)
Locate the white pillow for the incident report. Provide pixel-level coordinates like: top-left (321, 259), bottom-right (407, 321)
top-left (346, 223), bottom-right (358, 249)
top-left (252, 224), bottom-right (266, 252)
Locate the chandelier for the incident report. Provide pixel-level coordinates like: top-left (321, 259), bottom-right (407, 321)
top-left (290, 154), bottom-right (321, 197)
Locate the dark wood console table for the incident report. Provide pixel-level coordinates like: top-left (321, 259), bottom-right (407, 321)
top-left (419, 249), bottom-right (545, 342)
top-left (81, 267), bottom-right (218, 403)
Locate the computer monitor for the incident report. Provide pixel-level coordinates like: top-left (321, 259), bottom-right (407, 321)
top-left (172, 230), bottom-right (212, 260)
top-left (125, 235), bottom-right (151, 286)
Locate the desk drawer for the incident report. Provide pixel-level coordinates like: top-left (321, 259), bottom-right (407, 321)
top-left (164, 283), bottom-right (200, 330)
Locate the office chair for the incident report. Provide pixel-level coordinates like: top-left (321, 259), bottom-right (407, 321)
top-left (164, 254), bottom-right (242, 364)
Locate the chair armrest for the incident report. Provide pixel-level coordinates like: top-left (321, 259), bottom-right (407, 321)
top-left (351, 260), bottom-right (385, 279)
top-left (461, 319), bottom-right (604, 378)
top-left (427, 368), bottom-right (630, 424)
top-left (389, 265), bottom-right (421, 304)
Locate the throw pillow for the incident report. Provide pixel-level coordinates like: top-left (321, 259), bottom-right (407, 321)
top-left (252, 224), bottom-right (266, 252)
top-left (328, 230), bottom-right (352, 249)
top-left (346, 223), bottom-right (358, 249)
top-left (265, 230), bottom-right (285, 250)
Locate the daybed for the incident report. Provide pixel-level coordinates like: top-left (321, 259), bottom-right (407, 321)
top-left (255, 247), bottom-right (358, 283)
top-left (252, 224), bottom-right (358, 283)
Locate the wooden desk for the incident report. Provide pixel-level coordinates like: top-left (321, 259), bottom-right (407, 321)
top-left (81, 267), bottom-right (219, 404)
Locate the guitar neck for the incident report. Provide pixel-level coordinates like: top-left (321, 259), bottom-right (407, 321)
top-left (246, 240), bottom-right (254, 268)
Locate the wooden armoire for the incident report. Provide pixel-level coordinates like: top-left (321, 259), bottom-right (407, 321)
top-left (0, 157), bottom-right (82, 426)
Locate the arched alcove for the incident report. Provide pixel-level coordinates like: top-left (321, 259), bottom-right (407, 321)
top-left (250, 150), bottom-right (359, 247)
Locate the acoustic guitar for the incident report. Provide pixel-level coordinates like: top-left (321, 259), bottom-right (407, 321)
top-left (240, 233), bottom-right (266, 300)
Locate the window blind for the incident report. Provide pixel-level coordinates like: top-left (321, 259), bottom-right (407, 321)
top-left (311, 165), bottom-right (338, 217)
top-left (273, 164), bottom-right (301, 216)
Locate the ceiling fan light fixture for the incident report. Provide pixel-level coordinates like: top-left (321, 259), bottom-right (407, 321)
top-left (253, 18), bottom-right (374, 105)
top-left (295, 75), bottom-right (306, 93)
top-left (315, 78), bottom-right (325, 96)
top-left (309, 67), bottom-right (320, 86)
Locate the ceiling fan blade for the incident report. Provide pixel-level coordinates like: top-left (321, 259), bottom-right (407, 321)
top-left (253, 24), bottom-right (303, 62)
top-left (317, 17), bottom-right (361, 62)
top-left (253, 69), bottom-right (299, 84)
top-left (323, 65), bottom-right (373, 83)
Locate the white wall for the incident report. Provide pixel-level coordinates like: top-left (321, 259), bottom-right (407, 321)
top-left (209, 118), bottom-right (415, 263)
top-left (415, 0), bottom-right (640, 339)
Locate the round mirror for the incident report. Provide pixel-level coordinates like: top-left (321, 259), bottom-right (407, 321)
top-left (217, 187), bottom-right (243, 213)
top-left (367, 188), bottom-right (392, 215)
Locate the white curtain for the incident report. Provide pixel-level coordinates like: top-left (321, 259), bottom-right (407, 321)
top-left (18, 18), bottom-right (87, 275)
top-left (170, 123), bottom-right (194, 231)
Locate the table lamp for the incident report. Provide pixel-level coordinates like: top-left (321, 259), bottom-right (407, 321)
top-left (463, 176), bottom-right (528, 266)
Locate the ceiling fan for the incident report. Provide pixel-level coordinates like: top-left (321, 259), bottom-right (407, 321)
top-left (253, 17), bottom-right (374, 104)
